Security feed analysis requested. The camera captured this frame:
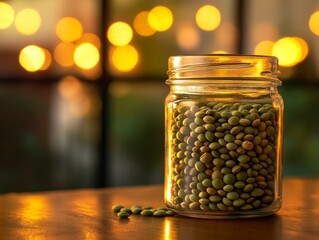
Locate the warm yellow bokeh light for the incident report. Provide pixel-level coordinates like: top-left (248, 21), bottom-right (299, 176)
top-left (254, 40), bottom-right (275, 56)
top-left (77, 33), bottom-right (101, 49)
top-left (134, 11), bottom-right (156, 37)
top-left (0, 2), bottom-right (14, 29)
top-left (54, 42), bottom-right (75, 67)
top-left (309, 11), bottom-right (319, 36)
top-left (196, 5), bottom-right (221, 31)
top-left (74, 43), bottom-right (100, 69)
top-left (176, 22), bottom-right (200, 50)
top-left (107, 21), bottom-right (133, 46)
top-left (15, 8), bottom-right (41, 35)
top-left (272, 37), bottom-right (302, 67)
top-left (56, 17), bottom-right (83, 42)
top-left (19, 45), bottom-right (45, 72)
top-left (111, 45), bottom-right (139, 72)
top-left (293, 37), bottom-right (309, 62)
top-left (148, 5), bottom-right (173, 32)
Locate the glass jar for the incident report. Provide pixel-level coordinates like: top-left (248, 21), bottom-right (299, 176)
top-left (164, 55), bottom-right (284, 219)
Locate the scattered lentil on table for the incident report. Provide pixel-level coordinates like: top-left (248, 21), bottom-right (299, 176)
top-left (112, 205), bottom-right (176, 219)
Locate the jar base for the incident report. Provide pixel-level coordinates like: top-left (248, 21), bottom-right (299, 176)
top-left (166, 201), bottom-right (281, 219)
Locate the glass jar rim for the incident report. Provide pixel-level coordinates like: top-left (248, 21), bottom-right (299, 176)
top-left (167, 54), bottom-right (281, 86)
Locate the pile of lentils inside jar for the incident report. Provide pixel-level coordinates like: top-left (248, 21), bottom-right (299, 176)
top-left (168, 102), bottom-right (279, 212)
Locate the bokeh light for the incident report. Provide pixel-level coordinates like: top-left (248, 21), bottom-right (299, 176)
top-left (40, 48), bottom-right (52, 71)
top-left (309, 11), bottom-right (319, 36)
top-left (111, 45), bottom-right (139, 72)
top-left (56, 17), bottom-right (83, 42)
top-left (195, 5), bottom-right (221, 31)
top-left (74, 43), bottom-right (100, 69)
top-left (77, 33), bottom-right (101, 49)
top-left (54, 42), bottom-right (75, 67)
top-left (176, 22), bottom-right (200, 50)
top-left (58, 75), bottom-right (83, 99)
top-left (293, 37), bottom-right (309, 62)
top-left (107, 21), bottom-right (133, 46)
top-left (15, 8), bottom-right (41, 35)
top-left (57, 76), bottom-right (96, 117)
top-left (19, 45), bottom-right (46, 72)
top-left (0, 2), bottom-right (14, 29)
top-left (272, 37), bottom-right (306, 67)
top-left (254, 40), bottom-right (275, 56)
top-left (148, 5), bottom-right (173, 32)
top-left (133, 11), bottom-right (156, 37)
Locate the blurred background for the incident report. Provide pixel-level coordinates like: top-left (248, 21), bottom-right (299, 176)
top-left (0, 0), bottom-right (319, 193)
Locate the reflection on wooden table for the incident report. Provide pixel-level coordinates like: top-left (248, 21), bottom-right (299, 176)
top-left (0, 178), bottom-right (318, 240)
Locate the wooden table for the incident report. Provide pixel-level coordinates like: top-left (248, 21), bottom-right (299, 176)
top-left (0, 178), bottom-right (318, 240)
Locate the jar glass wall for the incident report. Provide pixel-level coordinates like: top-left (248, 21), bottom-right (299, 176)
top-left (164, 55), bottom-right (284, 219)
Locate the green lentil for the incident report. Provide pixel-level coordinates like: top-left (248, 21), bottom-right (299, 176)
top-left (251, 188), bottom-right (265, 197)
top-left (206, 187), bottom-right (217, 195)
top-left (226, 142), bottom-right (237, 151)
top-left (117, 212), bottom-right (130, 219)
top-left (112, 205), bottom-right (124, 213)
top-left (132, 207), bottom-right (143, 214)
top-left (224, 134), bottom-right (235, 143)
top-left (195, 161), bottom-right (205, 172)
top-left (120, 208), bottom-right (132, 214)
top-left (234, 181), bottom-right (245, 189)
top-left (202, 178), bottom-right (212, 187)
top-left (189, 202), bottom-right (200, 209)
top-left (223, 173), bottom-right (236, 185)
top-left (200, 152), bottom-right (213, 163)
top-left (212, 178), bottom-right (225, 189)
top-left (236, 171), bottom-right (248, 181)
top-left (141, 210), bottom-right (154, 216)
top-left (221, 111), bottom-right (232, 118)
top-left (223, 184), bottom-right (234, 192)
top-left (203, 115), bottom-right (215, 123)
top-left (228, 116), bottom-right (239, 125)
top-left (233, 199), bottom-right (245, 208)
top-left (226, 191), bottom-right (239, 200)
top-left (221, 167), bottom-right (231, 174)
top-left (238, 154), bottom-right (250, 163)
top-left (222, 197), bottom-right (233, 206)
top-left (199, 191), bottom-right (209, 198)
top-left (241, 204), bottom-right (253, 211)
top-left (243, 184), bottom-right (254, 192)
top-left (239, 118), bottom-right (251, 126)
top-left (209, 203), bottom-right (219, 211)
top-left (217, 203), bottom-right (227, 211)
top-left (209, 195), bottom-right (222, 203)
top-left (166, 210), bottom-right (176, 216)
top-left (209, 142), bottom-right (221, 150)
top-left (213, 158), bottom-right (225, 167)
top-left (153, 210), bottom-right (167, 217)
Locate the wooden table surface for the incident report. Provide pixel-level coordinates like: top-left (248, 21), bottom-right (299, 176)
top-left (0, 178), bottom-right (318, 240)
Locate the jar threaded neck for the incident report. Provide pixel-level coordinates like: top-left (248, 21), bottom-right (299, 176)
top-left (167, 54), bottom-right (281, 86)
